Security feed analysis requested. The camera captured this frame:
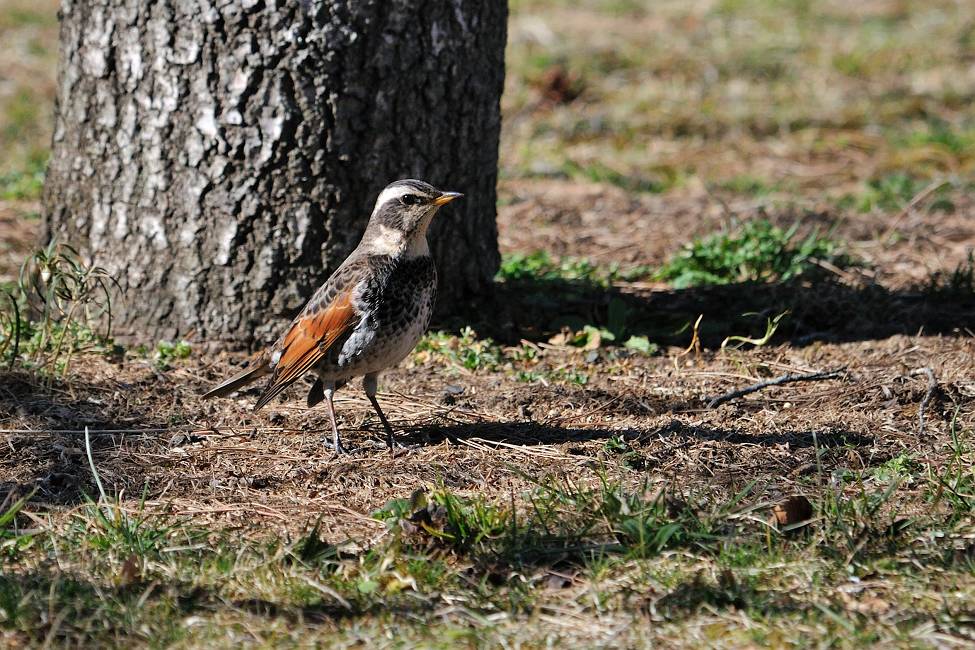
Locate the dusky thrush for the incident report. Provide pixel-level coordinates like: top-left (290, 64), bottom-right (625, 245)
top-left (203, 179), bottom-right (462, 453)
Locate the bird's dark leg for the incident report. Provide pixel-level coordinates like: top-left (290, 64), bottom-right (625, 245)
top-left (322, 382), bottom-right (347, 455)
top-left (363, 373), bottom-right (396, 451)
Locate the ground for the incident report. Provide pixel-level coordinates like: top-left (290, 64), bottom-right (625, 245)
top-left (1, 0), bottom-right (975, 647)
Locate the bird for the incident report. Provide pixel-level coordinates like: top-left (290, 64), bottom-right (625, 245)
top-left (202, 179), bottom-right (462, 454)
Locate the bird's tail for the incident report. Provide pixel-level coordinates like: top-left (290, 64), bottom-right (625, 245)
top-left (201, 355), bottom-right (272, 400)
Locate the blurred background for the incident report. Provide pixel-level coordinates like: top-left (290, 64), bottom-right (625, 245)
top-left (2, 0), bottom-right (973, 286)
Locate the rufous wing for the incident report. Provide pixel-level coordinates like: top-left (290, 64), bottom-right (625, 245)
top-left (253, 291), bottom-right (356, 410)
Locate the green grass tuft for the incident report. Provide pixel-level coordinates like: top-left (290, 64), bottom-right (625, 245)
top-left (498, 250), bottom-right (652, 286)
top-left (656, 219), bottom-right (849, 288)
top-left (0, 159), bottom-right (45, 201)
top-left (845, 173), bottom-right (925, 213)
top-left (154, 340), bottom-right (192, 369)
top-left (1, 241), bottom-right (119, 375)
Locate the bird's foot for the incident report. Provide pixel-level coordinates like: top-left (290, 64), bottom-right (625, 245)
top-left (388, 440), bottom-right (413, 457)
top-left (321, 437), bottom-right (349, 457)
top-left (358, 438), bottom-right (417, 456)
top-left (386, 436), bottom-right (419, 456)
top-left (389, 443), bottom-right (415, 458)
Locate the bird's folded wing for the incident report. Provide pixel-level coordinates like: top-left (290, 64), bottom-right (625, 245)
top-left (253, 291), bottom-right (356, 410)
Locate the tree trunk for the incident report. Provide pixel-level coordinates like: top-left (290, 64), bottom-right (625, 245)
top-left (42, 0), bottom-right (505, 348)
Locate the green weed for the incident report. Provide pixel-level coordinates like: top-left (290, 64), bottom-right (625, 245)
top-left (154, 340), bottom-right (192, 369)
top-left (3, 241), bottom-right (119, 376)
top-left (0, 158), bottom-right (45, 201)
top-left (715, 175), bottom-right (784, 197)
top-left (498, 251), bottom-right (603, 284)
top-left (926, 416), bottom-right (975, 524)
top-left (720, 310), bottom-right (789, 349)
top-left (72, 499), bottom-right (185, 560)
top-left (378, 477), bottom-right (720, 564)
top-left (415, 327), bottom-right (503, 372)
top-left (656, 219), bottom-right (848, 288)
top-left (0, 489), bottom-right (35, 560)
top-left (870, 455), bottom-right (922, 486)
top-left (622, 334), bottom-right (658, 354)
top-left (899, 121), bottom-right (975, 158)
top-left (838, 173), bottom-right (938, 213)
top-left (554, 322), bottom-right (655, 356)
top-left (562, 159), bottom-right (670, 194)
top-left (497, 251), bottom-right (652, 286)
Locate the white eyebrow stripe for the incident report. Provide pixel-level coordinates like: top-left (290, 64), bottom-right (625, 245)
top-left (374, 185), bottom-right (416, 211)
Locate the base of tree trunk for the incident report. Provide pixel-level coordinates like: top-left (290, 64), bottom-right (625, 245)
top-left (43, 0), bottom-right (506, 348)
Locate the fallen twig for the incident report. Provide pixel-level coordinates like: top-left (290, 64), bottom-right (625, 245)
top-left (911, 367), bottom-right (937, 436)
top-left (706, 368), bottom-right (846, 408)
top-left (881, 179), bottom-right (951, 241)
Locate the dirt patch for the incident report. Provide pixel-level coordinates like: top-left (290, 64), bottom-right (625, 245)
top-left (3, 316), bottom-right (972, 543)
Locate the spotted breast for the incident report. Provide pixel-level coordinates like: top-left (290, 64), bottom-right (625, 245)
top-left (317, 254), bottom-right (437, 382)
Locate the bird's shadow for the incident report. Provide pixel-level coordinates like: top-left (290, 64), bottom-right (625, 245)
top-left (395, 418), bottom-right (872, 450)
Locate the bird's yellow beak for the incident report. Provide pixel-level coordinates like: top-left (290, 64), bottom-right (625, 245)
top-left (432, 191), bottom-right (463, 206)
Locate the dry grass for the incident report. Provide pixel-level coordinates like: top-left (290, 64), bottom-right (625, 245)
top-left (2, 0), bottom-right (975, 647)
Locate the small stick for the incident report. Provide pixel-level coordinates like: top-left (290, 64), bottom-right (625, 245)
top-left (881, 179), bottom-right (950, 241)
top-left (706, 368), bottom-right (846, 409)
top-left (911, 367), bottom-right (937, 436)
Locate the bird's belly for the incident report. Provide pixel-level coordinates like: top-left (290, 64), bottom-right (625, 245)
top-left (318, 290), bottom-right (433, 381)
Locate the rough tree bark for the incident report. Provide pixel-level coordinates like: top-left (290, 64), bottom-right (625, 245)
top-left (42, 0), bottom-right (506, 348)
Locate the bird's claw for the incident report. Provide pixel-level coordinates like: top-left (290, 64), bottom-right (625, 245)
top-left (388, 439), bottom-right (419, 456)
top-left (322, 437), bottom-right (349, 456)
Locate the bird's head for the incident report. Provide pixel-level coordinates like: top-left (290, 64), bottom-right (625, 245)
top-left (362, 179), bottom-right (462, 258)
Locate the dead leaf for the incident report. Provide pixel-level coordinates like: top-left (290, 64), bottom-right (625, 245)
top-left (118, 553), bottom-right (141, 586)
top-left (839, 590), bottom-right (891, 615)
top-left (537, 65), bottom-right (583, 105)
top-left (548, 332), bottom-right (569, 346)
top-left (771, 495), bottom-right (813, 528)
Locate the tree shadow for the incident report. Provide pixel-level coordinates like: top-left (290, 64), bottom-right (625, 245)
top-left (444, 275), bottom-right (975, 347)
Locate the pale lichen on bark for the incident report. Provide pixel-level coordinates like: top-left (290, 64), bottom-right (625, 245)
top-left (44, 0), bottom-right (507, 347)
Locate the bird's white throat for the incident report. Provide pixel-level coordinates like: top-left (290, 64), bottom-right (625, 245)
top-left (370, 224), bottom-right (430, 258)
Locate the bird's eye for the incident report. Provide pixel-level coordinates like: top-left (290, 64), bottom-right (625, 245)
top-left (401, 194), bottom-right (423, 206)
